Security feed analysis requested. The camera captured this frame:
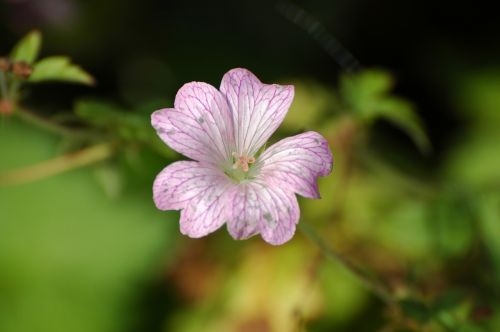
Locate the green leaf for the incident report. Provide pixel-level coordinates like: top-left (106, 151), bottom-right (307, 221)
top-left (340, 69), bottom-right (431, 154)
top-left (477, 193), bottom-right (500, 280)
top-left (340, 69), bottom-right (394, 115)
top-left (431, 190), bottom-right (475, 258)
top-left (374, 97), bottom-right (431, 154)
top-left (74, 99), bottom-right (176, 158)
top-left (282, 80), bottom-right (338, 131)
top-left (10, 30), bottom-right (42, 64)
top-left (74, 99), bottom-right (123, 126)
top-left (399, 298), bottom-right (431, 323)
top-left (431, 290), bottom-right (466, 314)
top-left (93, 163), bottom-right (125, 199)
top-left (29, 56), bottom-right (95, 85)
top-left (0, 118), bottom-right (178, 332)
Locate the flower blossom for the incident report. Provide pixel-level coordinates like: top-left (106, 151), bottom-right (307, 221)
top-left (152, 68), bottom-right (332, 245)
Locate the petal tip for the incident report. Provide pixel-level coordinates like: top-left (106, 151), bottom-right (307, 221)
top-left (261, 226), bottom-right (297, 246)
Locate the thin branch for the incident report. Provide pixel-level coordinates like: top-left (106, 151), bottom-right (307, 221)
top-left (299, 222), bottom-right (395, 305)
top-left (0, 72), bottom-right (8, 99)
top-left (0, 142), bottom-right (114, 186)
top-left (8, 77), bottom-right (20, 101)
top-left (15, 107), bottom-right (91, 138)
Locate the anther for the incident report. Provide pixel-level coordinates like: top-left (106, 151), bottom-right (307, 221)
top-left (232, 152), bottom-right (255, 173)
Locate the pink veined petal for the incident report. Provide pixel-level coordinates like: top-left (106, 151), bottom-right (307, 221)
top-left (153, 161), bottom-right (228, 210)
top-left (220, 68), bottom-right (294, 157)
top-left (179, 182), bottom-right (234, 238)
top-left (226, 180), bottom-right (300, 245)
top-left (257, 131), bottom-right (333, 199)
top-left (153, 161), bottom-right (234, 237)
top-left (151, 82), bottom-right (234, 164)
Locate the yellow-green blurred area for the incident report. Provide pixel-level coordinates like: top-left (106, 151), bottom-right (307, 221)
top-left (1, 1), bottom-right (499, 331)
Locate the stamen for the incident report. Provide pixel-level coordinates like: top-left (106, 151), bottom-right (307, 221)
top-left (231, 152), bottom-right (255, 173)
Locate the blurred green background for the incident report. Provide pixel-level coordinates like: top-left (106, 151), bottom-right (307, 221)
top-left (0, 1), bottom-right (499, 331)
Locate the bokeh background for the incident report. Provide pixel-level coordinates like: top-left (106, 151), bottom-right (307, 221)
top-left (1, 0), bottom-right (499, 331)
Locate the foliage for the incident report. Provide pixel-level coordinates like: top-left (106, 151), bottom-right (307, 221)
top-left (1, 29), bottom-right (499, 332)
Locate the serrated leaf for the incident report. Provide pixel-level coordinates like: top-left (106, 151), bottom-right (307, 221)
top-left (29, 56), bottom-right (95, 85)
top-left (10, 30), bottom-right (42, 64)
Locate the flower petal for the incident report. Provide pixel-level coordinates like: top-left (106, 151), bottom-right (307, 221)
top-left (258, 131), bottom-right (333, 199)
top-left (226, 180), bottom-right (300, 245)
top-left (153, 161), bottom-right (228, 210)
top-left (153, 161), bottom-right (234, 237)
top-left (220, 68), bottom-right (294, 156)
top-left (151, 82), bottom-right (234, 163)
top-left (179, 182), bottom-right (234, 238)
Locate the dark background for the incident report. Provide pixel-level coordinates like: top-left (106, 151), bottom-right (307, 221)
top-left (2, 0), bottom-right (498, 151)
top-left (1, 1), bottom-right (499, 332)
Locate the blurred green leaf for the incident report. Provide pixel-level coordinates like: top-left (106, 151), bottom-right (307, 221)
top-left (29, 56), bottom-right (95, 85)
top-left (10, 30), bottom-right (42, 64)
top-left (282, 80), bottom-right (338, 131)
top-left (75, 99), bottom-right (123, 127)
top-left (477, 193), bottom-right (500, 279)
top-left (93, 163), bottom-right (125, 199)
top-left (340, 69), bottom-right (394, 114)
top-left (372, 97), bottom-right (431, 153)
top-left (75, 99), bottom-right (175, 158)
top-left (74, 99), bottom-right (150, 142)
top-left (458, 322), bottom-right (488, 332)
top-left (340, 69), bottom-right (430, 153)
top-left (0, 119), bottom-right (178, 332)
top-left (431, 190), bottom-right (475, 258)
top-left (318, 258), bottom-right (370, 326)
top-left (454, 69), bottom-right (500, 125)
top-left (431, 290), bottom-right (466, 314)
top-left (443, 132), bottom-right (500, 187)
top-left (399, 298), bottom-right (430, 323)
top-left (376, 199), bottom-right (434, 260)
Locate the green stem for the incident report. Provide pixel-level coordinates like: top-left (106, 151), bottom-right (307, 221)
top-left (16, 107), bottom-right (91, 139)
top-left (0, 71), bottom-right (8, 99)
top-left (8, 77), bottom-right (20, 101)
top-left (299, 222), bottom-right (395, 305)
top-left (0, 142), bottom-right (114, 186)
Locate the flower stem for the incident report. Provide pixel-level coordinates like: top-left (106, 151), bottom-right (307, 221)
top-left (0, 72), bottom-right (8, 99)
top-left (8, 77), bottom-right (20, 101)
top-left (15, 107), bottom-right (91, 139)
top-left (0, 142), bottom-right (114, 186)
top-left (299, 222), bottom-right (395, 305)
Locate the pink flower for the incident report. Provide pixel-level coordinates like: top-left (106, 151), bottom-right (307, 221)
top-left (152, 68), bottom-right (332, 245)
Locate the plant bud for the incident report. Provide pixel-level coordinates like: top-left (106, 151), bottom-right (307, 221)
top-left (0, 100), bottom-right (14, 115)
top-left (12, 61), bottom-right (33, 79)
top-left (0, 57), bottom-right (11, 72)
